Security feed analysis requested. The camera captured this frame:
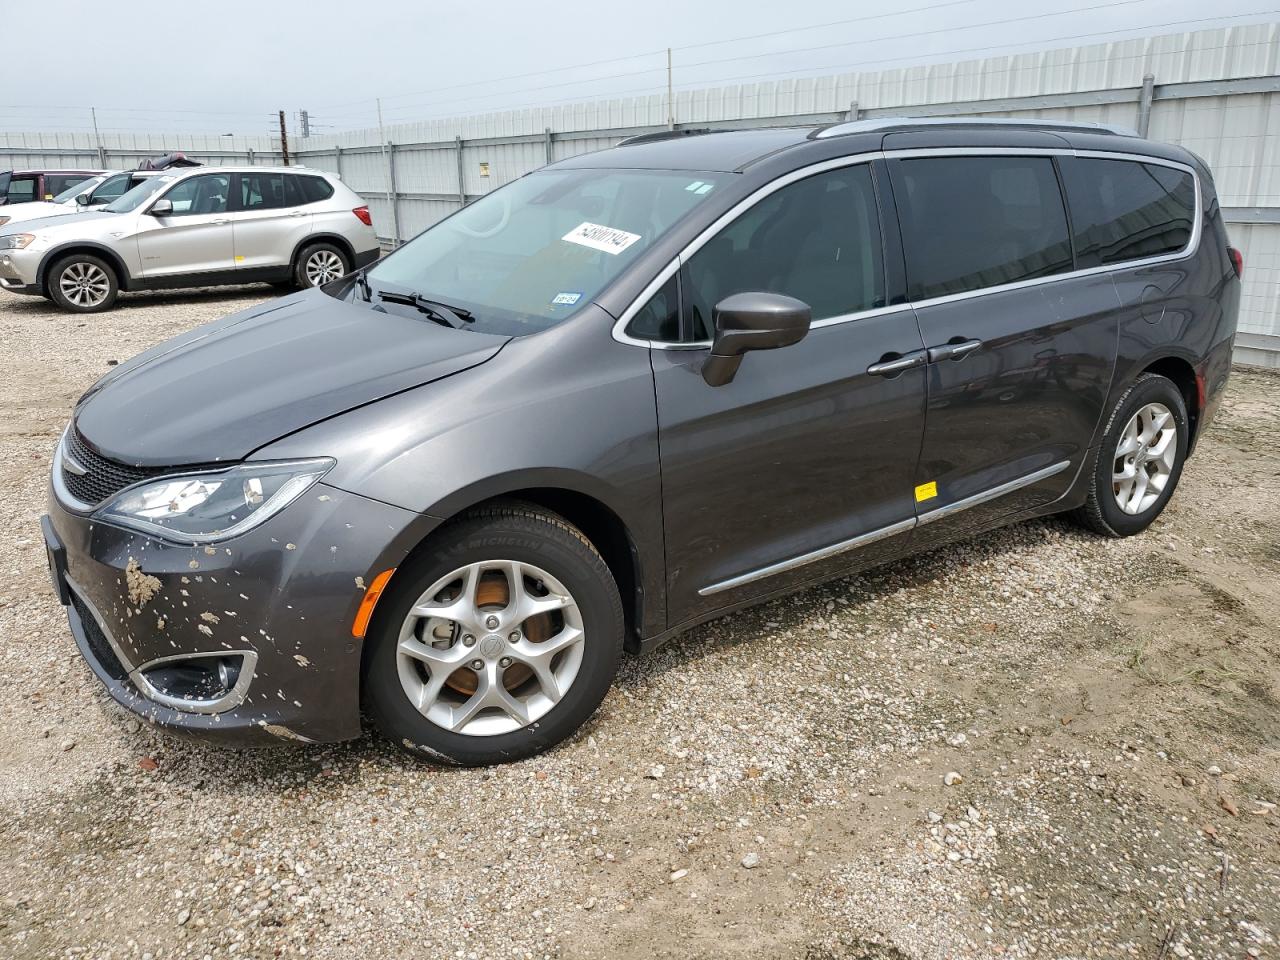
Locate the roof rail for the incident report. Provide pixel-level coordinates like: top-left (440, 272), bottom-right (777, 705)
top-left (617, 127), bottom-right (723, 146)
top-left (812, 116), bottom-right (1140, 140)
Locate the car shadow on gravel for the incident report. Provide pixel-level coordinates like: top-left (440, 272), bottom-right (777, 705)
top-left (0, 285), bottom-right (281, 315)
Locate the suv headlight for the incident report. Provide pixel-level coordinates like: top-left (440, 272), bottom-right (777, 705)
top-left (0, 233), bottom-right (34, 250)
top-left (95, 459), bottom-right (333, 543)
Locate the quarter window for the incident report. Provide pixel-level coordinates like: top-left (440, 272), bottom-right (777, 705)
top-left (625, 274), bottom-right (679, 341)
top-left (162, 174), bottom-right (230, 216)
top-left (297, 175), bottom-right (334, 203)
top-left (892, 156), bottom-right (1073, 301)
top-left (681, 164), bottom-right (885, 341)
top-left (1060, 158), bottom-right (1195, 267)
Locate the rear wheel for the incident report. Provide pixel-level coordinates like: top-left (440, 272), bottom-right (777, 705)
top-left (363, 503), bottom-right (624, 765)
top-left (1070, 373), bottom-right (1189, 537)
top-left (294, 242), bottom-right (349, 289)
top-left (47, 254), bottom-right (119, 312)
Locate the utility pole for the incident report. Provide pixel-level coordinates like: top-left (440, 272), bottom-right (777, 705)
top-left (377, 97), bottom-right (395, 247)
top-left (666, 48), bottom-right (675, 130)
top-left (90, 106), bottom-right (106, 167)
top-left (300, 109), bottom-right (311, 138)
top-left (278, 109), bottom-right (290, 166)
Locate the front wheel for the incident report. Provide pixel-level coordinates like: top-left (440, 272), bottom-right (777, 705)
top-left (363, 503), bottom-right (624, 765)
top-left (47, 254), bottom-right (119, 312)
top-left (1071, 372), bottom-right (1189, 537)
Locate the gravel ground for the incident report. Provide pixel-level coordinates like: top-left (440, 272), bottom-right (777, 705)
top-left (0, 285), bottom-right (1277, 960)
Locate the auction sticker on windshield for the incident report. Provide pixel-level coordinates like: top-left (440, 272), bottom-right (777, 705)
top-left (562, 222), bottom-right (642, 255)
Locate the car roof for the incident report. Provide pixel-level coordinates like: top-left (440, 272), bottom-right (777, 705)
top-left (5, 168), bottom-right (103, 175)
top-left (549, 117), bottom-right (1190, 174)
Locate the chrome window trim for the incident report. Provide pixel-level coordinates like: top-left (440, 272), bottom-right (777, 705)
top-left (612, 146), bottom-right (1202, 348)
top-left (698, 459), bottom-right (1072, 596)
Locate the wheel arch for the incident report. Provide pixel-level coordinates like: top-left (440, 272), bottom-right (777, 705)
top-left (291, 233), bottom-right (357, 273)
top-left (1139, 353), bottom-right (1202, 450)
top-left (37, 242), bottom-right (133, 293)
top-left (398, 480), bottom-right (653, 652)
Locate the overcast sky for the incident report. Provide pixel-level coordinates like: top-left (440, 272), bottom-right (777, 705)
top-left (3, 0), bottom-right (1275, 136)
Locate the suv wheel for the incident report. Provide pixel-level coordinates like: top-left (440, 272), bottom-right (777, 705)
top-left (47, 254), bottom-right (119, 312)
top-left (363, 503), bottom-right (624, 765)
top-left (295, 242), bottom-right (349, 289)
top-left (1071, 372), bottom-right (1189, 537)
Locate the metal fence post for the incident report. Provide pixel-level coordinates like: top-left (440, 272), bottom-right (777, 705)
top-left (334, 145), bottom-right (343, 182)
top-left (1137, 73), bottom-right (1155, 137)
top-left (455, 136), bottom-right (467, 206)
top-left (387, 142), bottom-right (401, 247)
top-left (848, 101), bottom-right (860, 122)
top-left (247, 147), bottom-right (255, 166)
top-left (544, 127), bottom-right (554, 166)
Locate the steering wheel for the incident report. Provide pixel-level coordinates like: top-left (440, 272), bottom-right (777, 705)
top-left (453, 192), bottom-right (510, 239)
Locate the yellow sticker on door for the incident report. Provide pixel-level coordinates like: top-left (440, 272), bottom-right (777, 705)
top-left (914, 481), bottom-right (938, 503)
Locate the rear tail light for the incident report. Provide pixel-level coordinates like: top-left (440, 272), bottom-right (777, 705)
top-left (1228, 246), bottom-right (1244, 279)
top-left (352, 206), bottom-right (372, 226)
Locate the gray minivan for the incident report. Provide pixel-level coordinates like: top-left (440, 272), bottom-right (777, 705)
top-left (41, 118), bottom-right (1240, 765)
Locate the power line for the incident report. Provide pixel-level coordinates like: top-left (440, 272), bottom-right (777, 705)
top-left (365, 0), bottom-right (1156, 123)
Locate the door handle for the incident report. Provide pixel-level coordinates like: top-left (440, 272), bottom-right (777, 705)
top-left (927, 338), bottom-right (982, 362)
top-left (866, 349), bottom-right (927, 377)
top-left (288, 210), bottom-right (305, 217)
top-left (212, 218), bottom-right (230, 225)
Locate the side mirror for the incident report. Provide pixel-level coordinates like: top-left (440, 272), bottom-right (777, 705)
top-left (75, 193), bottom-right (91, 207)
top-left (149, 199), bottom-right (173, 216)
top-left (702, 291), bottom-right (811, 386)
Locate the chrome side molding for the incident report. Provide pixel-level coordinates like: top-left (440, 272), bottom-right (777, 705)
top-left (698, 460), bottom-right (1072, 596)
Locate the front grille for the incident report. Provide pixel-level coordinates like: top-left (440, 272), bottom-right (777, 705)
top-left (70, 591), bottom-right (131, 683)
top-left (62, 430), bottom-right (166, 506)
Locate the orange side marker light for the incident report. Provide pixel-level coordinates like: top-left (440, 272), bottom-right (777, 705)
top-left (352, 568), bottom-right (396, 639)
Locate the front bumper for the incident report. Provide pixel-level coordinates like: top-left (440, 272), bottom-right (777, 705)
top-left (0, 246), bottom-right (41, 292)
top-left (44, 479), bottom-right (440, 745)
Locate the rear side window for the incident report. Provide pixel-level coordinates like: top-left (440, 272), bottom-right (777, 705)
top-left (45, 174), bottom-right (93, 198)
top-left (681, 164), bottom-right (885, 341)
top-left (891, 156), bottom-right (1073, 301)
top-left (6, 175), bottom-right (37, 203)
top-left (1060, 158), bottom-right (1195, 267)
top-left (241, 172), bottom-right (287, 210)
top-left (296, 175), bottom-right (334, 203)
top-left (90, 173), bottom-right (134, 203)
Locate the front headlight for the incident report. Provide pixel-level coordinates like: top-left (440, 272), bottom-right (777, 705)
top-left (95, 459), bottom-right (333, 543)
top-left (0, 233), bottom-right (34, 250)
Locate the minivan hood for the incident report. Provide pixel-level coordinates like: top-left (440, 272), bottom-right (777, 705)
top-left (74, 289), bottom-right (509, 467)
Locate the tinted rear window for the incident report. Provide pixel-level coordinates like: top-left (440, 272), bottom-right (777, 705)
top-left (891, 156), bottom-right (1073, 301)
top-left (5, 175), bottom-right (37, 203)
top-left (1060, 158), bottom-right (1195, 267)
top-left (296, 175), bottom-right (334, 203)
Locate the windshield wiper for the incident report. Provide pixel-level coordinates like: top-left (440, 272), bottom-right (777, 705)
top-left (375, 290), bottom-right (474, 329)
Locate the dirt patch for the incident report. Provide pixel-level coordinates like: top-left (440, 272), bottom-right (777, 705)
top-left (124, 557), bottom-right (162, 607)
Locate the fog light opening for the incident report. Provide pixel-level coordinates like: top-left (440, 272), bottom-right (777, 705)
top-left (134, 651), bottom-right (257, 714)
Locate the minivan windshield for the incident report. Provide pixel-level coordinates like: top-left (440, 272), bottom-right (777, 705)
top-left (364, 168), bottom-right (731, 336)
top-left (104, 175), bottom-right (174, 213)
top-left (53, 175), bottom-right (105, 204)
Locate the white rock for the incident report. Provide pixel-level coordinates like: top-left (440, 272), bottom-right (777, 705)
top-left (669, 869), bottom-right (688, 881)
top-left (741, 852), bottom-right (760, 869)
top-left (944, 771), bottom-right (963, 786)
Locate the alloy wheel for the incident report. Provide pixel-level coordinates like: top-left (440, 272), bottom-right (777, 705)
top-left (1112, 401), bottom-right (1177, 515)
top-left (304, 250), bottom-right (345, 286)
top-left (59, 262), bottom-right (110, 308)
top-left (395, 560), bottom-right (585, 736)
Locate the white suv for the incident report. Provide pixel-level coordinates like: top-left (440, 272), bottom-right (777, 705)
top-left (0, 170), bottom-right (163, 228)
top-left (0, 166), bottom-right (379, 312)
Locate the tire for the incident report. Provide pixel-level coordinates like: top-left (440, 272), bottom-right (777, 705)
top-left (363, 502), bottom-right (624, 765)
top-left (1070, 372), bottom-right (1189, 537)
top-left (293, 242), bottom-right (349, 289)
top-left (46, 254), bottom-right (119, 312)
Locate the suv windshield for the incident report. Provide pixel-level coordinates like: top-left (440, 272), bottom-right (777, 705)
top-left (364, 168), bottom-right (730, 336)
top-left (104, 175), bottom-right (175, 213)
top-left (53, 176), bottom-right (105, 204)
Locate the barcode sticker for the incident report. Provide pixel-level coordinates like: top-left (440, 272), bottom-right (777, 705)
top-left (562, 221), bottom-right (642, 256)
